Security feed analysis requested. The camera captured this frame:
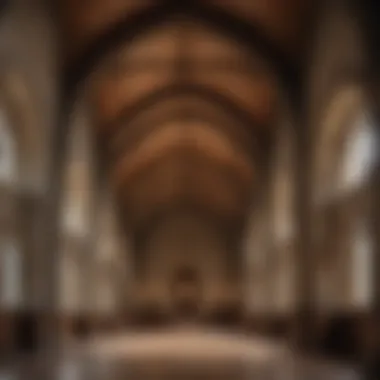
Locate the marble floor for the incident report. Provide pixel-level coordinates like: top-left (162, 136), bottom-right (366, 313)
top-left (0, 328), bottom-right (361, 379)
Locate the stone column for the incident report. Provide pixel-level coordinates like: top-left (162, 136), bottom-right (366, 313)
top-left (59, 235), bottom-right (85, 341)
top-left (16, 192), bottom-right (37, 312)
top-left (340, 196), bottom-right (359, 311)
top-left (365, 78), bottom-right (380, 376)
top-left (80, 183), bottom-right (100, 335)
top-left (118, 229), bottom-right (133, 326)
top-left (39, 109), bottom-right (72, 356)
top-left (0, 184), bottom-right (18, 358)
top-left (113, 223), bottom-right (131, 328)
top-left (15, 191), bottom-right (45, 353)
top-left (271, 117), bottom-right (295, 332)
top-left (276, 94), bottom-right (317, 349)
top-left (244, 187), bottom-right (273, 333)
top-left (90, 189), bottom-right (127, 332)
top-left (81, 229), bottom-right (99, 334)
top-left (316, 203), bottom-right (337, 314)
top-left (291, 94), bottom-right (318, 351)
top-left (351, 8), bottom-right (380, 369)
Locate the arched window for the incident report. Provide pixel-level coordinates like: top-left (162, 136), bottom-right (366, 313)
top-left (339, 110), bottom-right (378, 309)
top-left (338, 111), bottom-right (378, 194)
top-left (318, 98), bottom-right (379, 311)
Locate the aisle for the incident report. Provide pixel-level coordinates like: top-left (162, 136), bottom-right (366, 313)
top-left (81, 327), bottom-right (359, 379)
top-left (0, 328), bottom-right (360, 379)
top-left (85, 327), bottom-right (286, 363)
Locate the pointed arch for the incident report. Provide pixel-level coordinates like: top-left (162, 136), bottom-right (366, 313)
top-left (314, 84), bottom-right (373, 202)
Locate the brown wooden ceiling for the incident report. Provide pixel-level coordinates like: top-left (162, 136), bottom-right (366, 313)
top-left (59, 0), bottom-right (312, 231)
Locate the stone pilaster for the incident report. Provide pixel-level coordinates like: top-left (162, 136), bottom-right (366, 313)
top-left (0, 184), bottom-right (17, 357)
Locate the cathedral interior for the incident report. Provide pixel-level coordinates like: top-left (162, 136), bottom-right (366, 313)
top-left (0, 0), bottom-right (380, 379)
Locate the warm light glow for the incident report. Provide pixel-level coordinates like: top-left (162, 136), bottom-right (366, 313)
top-left (339, 111), bottom-right (378, 193)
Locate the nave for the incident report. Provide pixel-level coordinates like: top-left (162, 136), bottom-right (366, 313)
top-left (0, 0), bottom-right (380, 379)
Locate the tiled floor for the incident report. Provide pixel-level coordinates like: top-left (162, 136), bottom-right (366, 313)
top-left (0, 328), bottom-right (361, 379)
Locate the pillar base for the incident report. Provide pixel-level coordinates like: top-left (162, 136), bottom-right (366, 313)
top-left (0, 310), bottom-right (44, 358)
top-left (315, 311), bottom-right (377, 362)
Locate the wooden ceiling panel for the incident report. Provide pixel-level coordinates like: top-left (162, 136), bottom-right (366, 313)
top-left (123, 155), bottom-right (185, 204)
top-left (100, 19), bottom-right (259, 66)
top-left (91, 68), bottom-right (275, 132)
top-left (111, 121), bottom-right (254, 188)
top-left (115, 119), bottom-right (252, 163)
top-left (191, 169), bottom-right (246, 212)
top-left (191, 69), bottom-right (276, 125)
top-left (112, 144), bottom-right (253, 193)
top-left (91, 70), bottom-right (175, 126)
top-left (88, 17), bottom-right (277, 130)
top-left (186, 123), bottom-right (253, 175)
top-left (120, 153), bottom-right (249, 223)
top-left (119, 23), bottom-right (181, 64)
top-left (208, 0), bottom-right (310, 54)
top-left (109, 96), bottom-right (255, 155)
top-left (59, 0), bottom-right (307, 227)
top-left (61, 0), bottom-right (155, 59)
top-left (112, 129), bottom-right (187, 184)
top-left (184, 22), bottom-right (249, 62)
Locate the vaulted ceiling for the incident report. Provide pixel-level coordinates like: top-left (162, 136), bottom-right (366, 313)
top-left (58, 0), bottom-right (313, 236)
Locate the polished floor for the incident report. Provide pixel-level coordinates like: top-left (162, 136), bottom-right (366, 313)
top-left (0, 328), bottom-right (360, 379)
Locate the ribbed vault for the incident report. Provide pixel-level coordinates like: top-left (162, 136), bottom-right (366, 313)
top-left (58, 0), bottom-right (313, 303)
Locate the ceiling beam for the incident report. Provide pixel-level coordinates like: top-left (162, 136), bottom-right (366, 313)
top-left (100, 82), bottom-right (271, 143)
top-left (108, 105), bottom-right (260, 165)
top-left (106, 57), bottom-right (267, 74)
top-left (113, 145), bottom-right (254, 196)
top-left (187, 0), bottom-right (299, 91)
top-left (63, 0), bottom-right (298, 101)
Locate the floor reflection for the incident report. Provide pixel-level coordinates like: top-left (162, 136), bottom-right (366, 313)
top-left (0, 328), bottom-right (360, 380)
